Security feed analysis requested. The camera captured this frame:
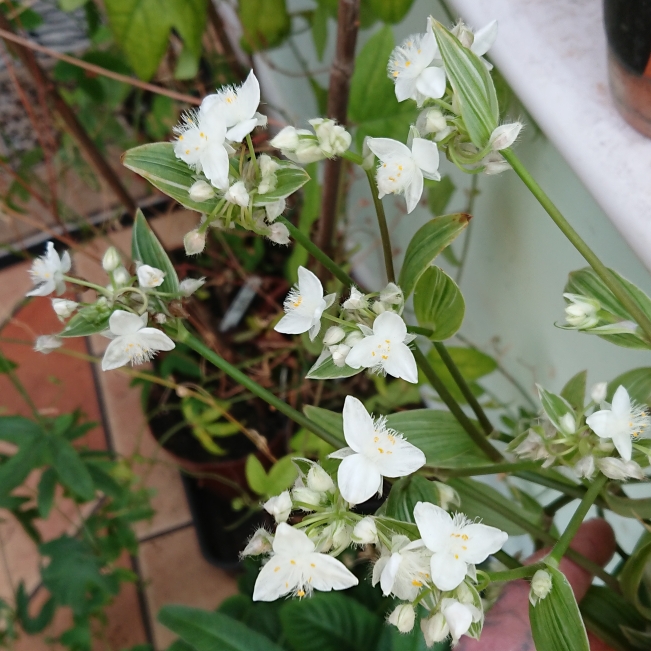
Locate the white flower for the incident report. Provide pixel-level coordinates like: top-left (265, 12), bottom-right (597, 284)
top-left (414, 502), bottom-right (508, 591)
top-left (434, 481), bottom-right (461, 510)
top-left (51, 298), bottom-right (78, 320)
top-left (329, 344), bottom-right (351, 367)
top-left (389, 18), bottom-right (446, 105)
top-left (451, 19), bottom-right (498, 67)
top-left (530, 569), bottom-right (552, 606)
top-left (309, 118), bottom-right (351, 157)
top-left (481, 152), bottom-right (511, 175)
top-left (421, 613), bottom-right (448, 647)
top-left (574, 455), bottom-right (596, 479)
top-left (306, 465), bottom-right (335, 493)
top-left (343, 287), bottom-right (367, 310)
top-left (345, 312), bottom-right (418, 383)
top-left (266, 221), bottom-right (290, 245)
top-left (252, 523), bottom-right (358, 601)
top-left (388, 604), bottom-right (416, 633)
top-left (329, 396), bottom-right (425, 505)
top-left (270, 126), bottom-right (300, 151)
top-left (265, 198), bottom-right (286, 222)
top-left (514, 430), bottom-right (549, 461)
top-left (34, 335), bottom-right (62, 354)
top-left (242, 528), bottom-right (273, 557)
top-left (137, 265), bottom-right (165, 288)
top-left (292, 486), bottom-right (323, 508)
top-left (436, 598), bottom-right (482, 645)
top-left (224, 181), bottom-right (250, 207)
top-left (274, 266), bottom-right (335, 340)
top-left (263, 490), bottom-right (292, 523)
top-left (173, 105), bottom-right (230, 191)
top-left (489, 123), bottom-right (523, 151)
top-left (596, 456), bottom-right (645, 481)
top-left (367, 137), bottom-right (440, 214)
top-left (101, 310), bottom-right (175, 371)
top-left (323, 326), bottom-right (346, 346)
top-left (184, 229), bottom-right (206, 256)
top-left (352, 516), bottom-right (378, 545)
top-left (586, 386), bottom-right (650, 461)
top-left (188, 180), bottom-right (215, 202)
top-left (563, 293), bottom-right (600, 329)
top-left (27, 242), bottom-right (71, 297)
top-left (380, 283), bottom-right (404, 306)
top-left (416, 108), bottom-right (448, 135)
top-left (113, 266), bottom-right (131, 286)
top-left (102, 247), bottom-right (121, 272)
top-left (372, 535), bottom-right (432, 601)
top-left (591, 382), bottom-right (608, 404)
top-left (201, 70), bottom-right (266, 143)
top-left (179, 277), bottom-right (206, 296)
top-left (558, 412), bottom-right (576, 435)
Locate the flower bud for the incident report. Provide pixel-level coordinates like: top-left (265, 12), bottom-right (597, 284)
top-left (345, 331), bottom-right (364, 347)
top-left (265, 198), bottom-right (286, 222)
top-left (380, 282), bottom-right (404, 305)
top-left (529, 569), bottom-right (552, 605)
top-left (51, 298), bottom-right (78, 320)
top-left (263, 491), bottom-right (292, 523)
top-left (306, 464), bottom-right (335, 493)
top-left (293, 138), bottom-right (325, 164)
top-left (563, 293), bottom-right (600, 329)
top-left (292, 486), bottom-right (323, 508)
top-left (137, 264), bottom-right (165, 288)
top-left (434, 481), bottom-right (461, 510)
top-left (421, 613), bottom-right (448, 646)
top-left (574, 455), bottom-right (595, 479)
top-left (323, 326), bottom-right (346, 346)
top-left (225, 181), bottom-right (250, 207)
top-left (373, 301), bottom-right (388, 315)
top-left (102, 246), bottom-right (121, 272)
top-left (482, 152), bottom-right (511, 174)
top-left (596, 457), bottom-right (645, 481)
top-left (590, 382), bottom-right (608, 404)
top-left (180, 277), bottom-right (206, 297)
top-left (188, 180), bottom-right (215, 202)
top-left (352, 516), bottom-right (378, 545)
top-left (34, 335), bottom-right (62, 354)
top-left (441, 599), bottom-right (480, 644)
top-left (241, 528), bottom-right (273, 557)
top-left (558, 412), bottom-right (576, 435)
top-left (270, 126), bottom-right (299, 150)
top-left (259, 153), bottom-right (280, 178)
top-left (154, 313), bottom-right (167, 324)
top-left (416, 107), bottom-right (447, 135)
top-left (343, 287), bottom-right (367, 310)
top-left (489, 122), bottom-right (523, 151)
top-left (329, 344), bottom-right (351, 367)
top-left (388, 604), bottom-right (415, 633)
top-left (113, 266), bottom-right (131, 286)
top-left (184, 229), bottom-right (206, 256)
top-left (361, 136), bottom-right (375, 170)
top-left (266, 222), bottom-right (290, 245)
top-left (332, 522), bottom-right (351, 548)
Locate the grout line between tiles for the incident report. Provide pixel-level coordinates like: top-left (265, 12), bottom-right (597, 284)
top-left (130, 553), bottom-right (156, 650)
top-left (84, 335), bottom-right (115, 454)
top-left (138, 520), bottom-right (194, 545)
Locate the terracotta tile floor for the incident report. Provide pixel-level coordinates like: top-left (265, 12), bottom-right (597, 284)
top-left (0, 213), bottom-right (239, 650)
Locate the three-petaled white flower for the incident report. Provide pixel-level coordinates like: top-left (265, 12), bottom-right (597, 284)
top-left (27, 242), bottom-right (71, 297)
top-left (202, 70), bottom-right (267, 143)
top-left (346, 311), bottom-right (418, 383)
top-left (367, 137), bottom-right (440, 214)
top-left (136, 265), bottom-right (165, 288)
top-left (101, 310), bottom-right (175, 371)
top-left (388, 17), bottom-right (446, 105)
top-left (329, 396), bottom-right (426, 505)
top-left (451, 20), bottom-right (498, 68)
top-left (274, 266), bottom-right (335, 341)
top-left (252, 523), bottom-right (358, 601)
top-left (586, 385), bottom-right (650, 461)
top-left (414, 502), bottom-right (508, 591)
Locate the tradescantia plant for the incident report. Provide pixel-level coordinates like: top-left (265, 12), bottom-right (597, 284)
top-left (19, 14), bottom-right (651, 651)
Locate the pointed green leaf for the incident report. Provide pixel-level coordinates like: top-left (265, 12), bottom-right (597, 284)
top-left (37, 467), bottom-right (57, 519)
top-left (432, 21), bottom-right (499, 148)
top-left (51, 439), bottom-right (95, 502)
top-left (132, 209), bottom-right (180, 294)
top-left (560, 370), bottom-right (587, 413)
top-left (0, 416), bottom-right (42, 445)
top-left (0, 441), bottom-right (50, 497)
top-left (399, 213), bottom-right (470, 297)
top-left (266, 455), bottom-right (298, 495)
top-left (239, 0), bottom-right (290, 52)
top-left (306, 353), bottom-right (362, 380)
top-left (529, 565), bottom-right (590, 651)
top-left (385, 475), bottom-right (440, 523)
top-left (619, 536), bottom-right (651, 620)
top-left (59, 309), bottom-right (111, 338)
top-left (414, 266), bottom-right (465, 340)
top-left (245, 454), bottom-right (268, 496)
top-left (15, 582), bottom-right (55, 634)
top-left (303, 406), bottom-right (346, 445)
top-left (537, 386), bottom-right (575, 432)
top-left (606, 367), bottom-right (651, 405)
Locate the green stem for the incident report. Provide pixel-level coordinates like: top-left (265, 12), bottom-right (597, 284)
top-left (277, 216), bottom-right (353, 287)
top-left (364, 170), bottom-right (395, 284)
top-left (413, 347), bottom-right (502, 462)
top-left (62, 275), bottom-right (109, 294)
top-left (493, 550), bottom-right (522, 570)
top-left (502, 148), bottom-right (651, 343)
top-left (485, 564), bottom-right (542, 583)
top-left (549, 474), bottom-right (607, 564)
top-left (178, 328), bottom-right (342, 449)
top-left (515, 470), bottom-right (588, 501)
top-left (436, 460), bottom-right (541, 478)
top-left (246, 134), bottom-right (259, 177)
top-left (433, 341), bottom-right (493, 435)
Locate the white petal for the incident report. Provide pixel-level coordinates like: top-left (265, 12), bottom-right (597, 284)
top-left (612, 430), bottom-right (633, 461)
top-left (373, 311), bottom-right (407, 340)
top-left (460, 523), bottom-right (508, 563)
top-left (324, 293), bottom-right (336, 309)
top-left (201, 144), bottom-right (230, 191)
top-left (366, 137), bottom-right (412, 161)
top-left (60, 250), bottom-right (72, 273)
top-left (273, 523), bottom-right (315, 555)
top-left (372, 555), bottom-right (389, 586)
top-left (337, 453), bottom-right (383, 505)
top-left (430, 552), bottom-right (467, 591)
top-left (415, 67), bottom-right (447, 100)
top-left (275, 311), bottom-right (314, 335)
top-left (137, 328), bottom-right (176, 352)
top-left (252, 557), bottom-right (299, 601)
top-left (380, 552), bottom-right (402, 595)
top-left (411, 138), bottom-right (440, 178)
top-left (297, 266), bottom-right (324, 300)
top-left (383, 343), bottom-right (418, 384)
top-left (109, 310), bottom-right (147, 336)
top-left (404, 168), bottom-right (424, 214)
top-left (343, 396), bottom-right (375, 452)
top-left (471, 20), bottom-right (498, 57)
top-left (26, 279), bottom-right (56, 297)
top-left (611, 385), bottom-right (631, 419)
top-left (373, 437), bottom-right (425, 477)
top-left (442, 600), bottom-right (473, 642)
top-left (414, 502), bottom-right (454, 551)
top-left (328, 447), bottom-right (355, 460)
top-left (308, 318), bottom-right (322, 341)
top-left (345, 336), bottom-right (380, 369)
top-left (586, 410), bottom-right (619, 439)
top-left (395, 76), bottom-right (419, 102)
top-left (307, 553), bottom-right (359, 592)
top-left (101, 338), bottom-right (133, 371)
top-left (236, 70), bottom-right (261, 121)
top-left (226, 117), bottom-right (258, 143)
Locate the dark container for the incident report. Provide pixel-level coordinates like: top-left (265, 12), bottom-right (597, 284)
top-left (604, 0), bottom-right (651, 137)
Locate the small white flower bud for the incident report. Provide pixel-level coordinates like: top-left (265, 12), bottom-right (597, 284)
top-left (452, 21), bottom-right (474, 48)
top-left (113, 266), bottom-right (131, 286)
top-left (188, 180), bottom-right (215, 202)
top-left (263, 491), bottom-right (292, 523)
top-left (34, 335), bottom-right (62, 354)
top-left (596, 457), bottom-right (645, 481)
top-left (388, 604), bottom-right (416, 633)
top-left (563, 293), bottom-right (600, 329)
top-left (102, 246), bottom-right (121, 272)
top-left (270, 126), bottom-right (299, 151)
top-left (332, 522), bottom-right (351, 548)
top-left (343, 287), bottom-right (367, 310)
top-left (489, 122), bottom-right (523, 151)
top-left (574, 455), bottom-right (595, 479)
top-left (137, 264), bottom-right (165, 288)
top-left (345, 331), bottom-right (364, 347)
top-left (529, 569), bottom-right (552, 606)
top-left (51, 298), bottom-right (78, 320)
top-left (258, 176), bottom-right (277, 195)
top-left (559, 412), bottom-right (576, 435)
top-left (434, 481), bottom-right (461, 510)
top-left (306, 465), bottom-right (335, 493)
top-left (590, 382), bottom-right (608, 404)
top-left (380, 282), bottom-right (403, 305)
top-left (373, 301), bottom-right (388, 315)
top-left (259, 154), bottom-right (280, 178)
top-left (180, 277), bottom-right (206, 297)
top-left (482, 151), bottom-right (511, 174)
top-left (225, 181), bottom-right (250, 207)
top-left (416, 107), bottom-right (447, 135)
top-left (265, 198), bottom-right (286, 222)
top-left (184, 229), bottom-right (206, 256)
top-left (293, 139), bottom-right (325, 164)
top-left (241, 528), bottom-right (273, 557)
top-left (154, 313), bottom-right (167, 324)
top-left (329, 343), bottom-right (351, 367)
top-left (292, 486), bottom-right (323, 507)
top-left (266, 222), bottom-right (290, 245)
top-left (352, 516), bottom-right (378, 544)
top-left (323, 326), bottom-right (346, 346)
top-left (421, 613), bottom-right (448, 646)
top-left (361, 136), bottom-right (375, 170)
